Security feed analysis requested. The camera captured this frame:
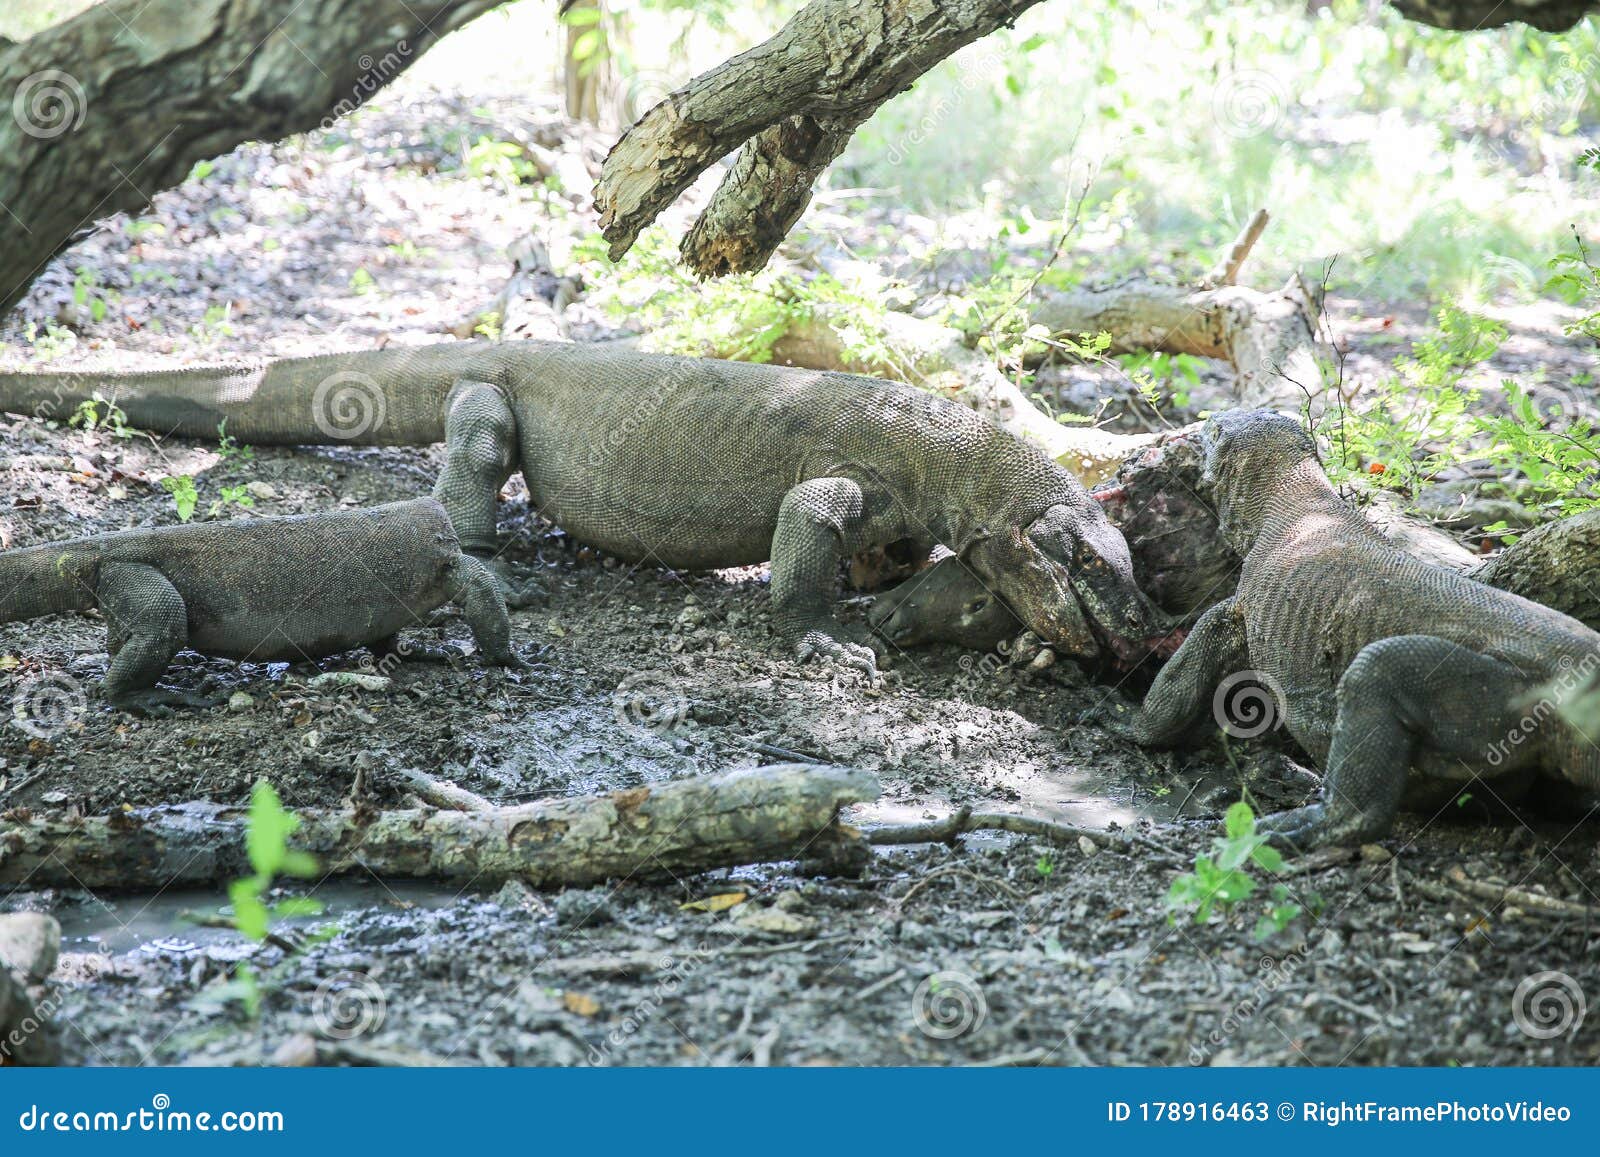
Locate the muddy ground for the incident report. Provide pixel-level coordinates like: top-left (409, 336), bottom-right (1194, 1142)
top-left (2, 86), bottom-right (1598, 1067)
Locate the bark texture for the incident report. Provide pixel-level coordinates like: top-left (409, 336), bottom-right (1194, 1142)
top-left (594, 0), bottom-right (1044, 273)
top-left (1389, 0), bottom-right (1596, 30)
top-left (0, 764), bottom-right (878, 890)
top-left (0, 0), bottom-right (503, 314)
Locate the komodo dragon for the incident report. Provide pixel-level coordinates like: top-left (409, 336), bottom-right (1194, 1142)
top-left (0, 498), bottom-right (524, 712)
top-left (1121, 409), bottom-right (1600, 849)
top-left (0, 341), bottom-right (1167, 673)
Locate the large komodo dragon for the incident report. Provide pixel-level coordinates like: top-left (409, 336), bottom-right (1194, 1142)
top-left (0, 342), bottom-right (1167, 672)
top-left (0, 498), bottom-right (523, 712)
top-left (1120, 409), bottom-right (1600, 849)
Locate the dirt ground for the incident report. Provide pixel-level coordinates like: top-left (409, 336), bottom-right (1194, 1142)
top-left (1, 88), bottom-right (1598, 1068)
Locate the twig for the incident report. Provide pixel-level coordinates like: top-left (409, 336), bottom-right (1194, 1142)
top-left (1205, 208), bottom-right (1271, 288)
top-left (855, 967), bottom-right (908, 1001)
top-left (1442, 865), bottom-right (1598, 921)
top-left (0, 767), bottom-right (49, 804)
top-left (866, 804), bottom-right (1184, 867)
top-left (977, 168), bottom-right (1093, 340)
top-left (391, 767), bottom-right (494, 813)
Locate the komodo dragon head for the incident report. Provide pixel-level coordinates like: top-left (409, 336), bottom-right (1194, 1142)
top-left (1199, 409), bottom-right (1319, 551)
top-left (961, 500), bottom-right (1171, 661)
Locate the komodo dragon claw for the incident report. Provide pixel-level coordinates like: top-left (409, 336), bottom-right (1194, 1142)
top-left (794, 630), bottom-right (881, 681)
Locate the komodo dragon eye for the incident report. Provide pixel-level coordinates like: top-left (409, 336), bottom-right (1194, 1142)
top-left (964, 597), bottom-right (990, 615)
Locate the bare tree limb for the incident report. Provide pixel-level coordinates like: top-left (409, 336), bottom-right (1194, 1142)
top-left (0, 0), bottom-right (506, 315)
top-left (594, 0), bottom-right (1044, 272)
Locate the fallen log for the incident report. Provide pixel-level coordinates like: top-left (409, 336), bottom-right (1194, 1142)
top-left (0, 764), bottom-right (877, 891)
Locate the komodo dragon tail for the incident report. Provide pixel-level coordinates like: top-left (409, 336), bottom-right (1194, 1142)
top-left (0, 541), bottom-right (100, 624)
top-left (0, 344), bottom-right (477, 447)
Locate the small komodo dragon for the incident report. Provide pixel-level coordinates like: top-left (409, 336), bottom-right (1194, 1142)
top-left (0, 342), bottom-right (1166, 673)
top-left (0, 498), bottom-right (523, 712)
top-left (1122, 409), bottom-right (1600, 849)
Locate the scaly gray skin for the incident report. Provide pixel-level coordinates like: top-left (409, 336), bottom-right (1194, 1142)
top-left (0, 341), bottom-right (1167, 675)
top-left (1122, 410), bottom-right (1600, 849)
top-left (868, 551), bottom-right (1023, 650)
top-left (0, 498), bottom-right (523, 712)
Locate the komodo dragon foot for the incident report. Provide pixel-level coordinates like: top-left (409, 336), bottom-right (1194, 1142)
top-left (474, 553), bottom-right (545, 610)
top-left (792, 622), bottom-right (882, 680)
top-left (110, 685), bottom-right (228, 717)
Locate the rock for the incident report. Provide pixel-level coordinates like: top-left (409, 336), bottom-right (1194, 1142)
top-left (0, 912), bottom-right (61, 982)
top-left (227, 691), bottom-right (255, 713)
top-left (771, 890), bottom-right (807, 913)
top-left (1077, 836), bottom-right (1098, 856)
top-left (270, 1032), bottom-right (320, 1066)
top-left (1359, 843), bottom-right (1392, 863)
top-left (308, 672), bottom-right (392, 693)
top-left (553, 888), bottom-right (613, 927)
top-left (244, 481), bottom-right (278, 500)
top-left (731, 905), bottom-right (817, 936)
top-left (493, 878), bottom-right (536, 912)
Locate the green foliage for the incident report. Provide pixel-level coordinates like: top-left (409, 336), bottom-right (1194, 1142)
top-left (199, 782), bottom-right (324, 1018)
top-left (67, 393), bottom-right (130, 437)
top-left (190, 303), bottom-right (234, 346)
top-left (207, 485), bottom-right (255, 520)
top-left (161, 475), bottom-right (198, 522)
top-left (216, 420), bottom-right (254, 463)
top-left (464, 136), bottom-right (542, 187)
top-left (71, 268), bottom-right (111, 324)
top-left (577, 228), bottom-right (894, 365)
top-left (1166, 802), bottom-right (1312, 941)
top-left (348, 267), bottom-right (377, 296)
top-left (1035, 854), bottom-right (1055, 878)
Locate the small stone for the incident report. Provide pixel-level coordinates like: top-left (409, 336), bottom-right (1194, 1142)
top-left (771, 890), bottom-right (806, 912)
top-left (731, 905), bottom-right (817, 936)
top-left (1360, 844), bottom-right (1392, 863)
top-left (227, 691), bottom-right (255, 713)
top-left (40, 791), bottom-right (68, 805)
top-left (493, 878), bottom-right (535, 912)
top-left (269, 1032), bottom-right (319, 1067)
top-left (1027, 648), bottom-right (1057, 672)
top-left (244, 481), bottom-right (277, 500)
top-left (301, 729), bottom-right (321, 749)
top-left (1078, 836), bottom-right (1098, 856)
top-left (0, 912), bottom-right (61, 983)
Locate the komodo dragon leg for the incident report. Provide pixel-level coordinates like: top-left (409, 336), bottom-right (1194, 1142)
top-left (772, 477), bottom-right (881, 678)
top-left (98, 562), bottom-right (223, 714)
top-left (1259, 635), bottom-right (1534, 850)
top-left (1116, 596), bottom-right (1248, 745)
top-left (433, 380), bottom-right (543, 608)
top-left (371, 556), bottom-right (530, 669)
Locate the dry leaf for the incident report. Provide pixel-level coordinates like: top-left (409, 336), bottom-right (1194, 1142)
top-left (562, 991), bottom-right (600, 1017)
top-left (680, 891), bottom-right (748, 913)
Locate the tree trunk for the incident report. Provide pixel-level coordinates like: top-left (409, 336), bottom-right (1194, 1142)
top-left (0, 0), bottom-right (505, 315)
top-left (560, 0), bottom-right (621, 127)
top-left (0, 764), bottom-right (878, 890)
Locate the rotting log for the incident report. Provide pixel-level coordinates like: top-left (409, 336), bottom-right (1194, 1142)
top-left (0, 764), bottom-right (878, 891)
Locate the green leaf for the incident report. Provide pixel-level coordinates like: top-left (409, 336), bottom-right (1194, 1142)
top-left (1223, 801), bottom-right (1256, 840)
top-left (1251, 844), bottom-right (1286, 874)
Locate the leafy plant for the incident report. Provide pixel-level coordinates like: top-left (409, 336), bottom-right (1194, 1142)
top-left (161, 475), bottom-right (198, 522)
top-left (199, 781), bottom-right (324, 1017)
top-left (1166, 802), bottom-right (1312, 941)
top-left (207, 485), bottom-right (256, 519)
top-left (67, 393), bottom-right (130, 436)
top-left (216, 419), bottom-right (254, 462)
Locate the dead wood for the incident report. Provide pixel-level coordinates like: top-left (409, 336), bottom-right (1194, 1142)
top-left (866, 803), bottom-right (1184, 867)
top-left (0, 912), bottom-right (60, 1066)
top-left (0, 764), bottom-right (878, 891)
